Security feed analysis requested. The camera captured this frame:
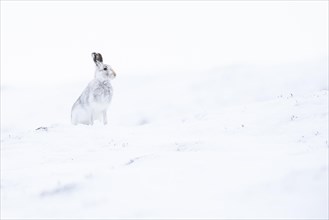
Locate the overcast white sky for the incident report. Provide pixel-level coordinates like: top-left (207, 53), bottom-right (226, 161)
top-left (1, 1), bottom-right (328, 85)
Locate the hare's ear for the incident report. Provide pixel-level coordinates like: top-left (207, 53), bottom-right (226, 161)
top-left (91, 52), bottom-right (97, 63)
top-left (96, 53), bottom-right (103, 63)
top-left (91, 52), bottom-right (103, 64)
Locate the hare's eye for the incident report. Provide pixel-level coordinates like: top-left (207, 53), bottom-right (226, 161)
top-left (103, 67), bottom-right (107, 71)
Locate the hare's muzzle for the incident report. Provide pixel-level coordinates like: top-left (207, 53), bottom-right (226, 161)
top-left (112, 69), bottom-right (117, 78)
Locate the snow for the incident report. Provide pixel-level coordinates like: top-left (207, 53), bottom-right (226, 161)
top-left (1, 1), bottom-right (328, 219)
top-left (1, 61), bottom-right (328, 219)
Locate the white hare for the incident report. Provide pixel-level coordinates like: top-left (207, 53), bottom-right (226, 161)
top-left (71, 52), bottom-right (116, 125)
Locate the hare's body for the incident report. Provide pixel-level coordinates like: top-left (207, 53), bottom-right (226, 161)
top-left (71, 53), bottom-right (116, 125)
top-left (71, 79), bottom-right (113, 125)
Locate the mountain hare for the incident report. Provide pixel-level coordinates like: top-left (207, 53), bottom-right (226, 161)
top-left (71, 52), bottom-right (116, 125)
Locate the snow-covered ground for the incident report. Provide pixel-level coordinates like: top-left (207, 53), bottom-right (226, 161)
top-left (1, 60), bottom-right (328, 219)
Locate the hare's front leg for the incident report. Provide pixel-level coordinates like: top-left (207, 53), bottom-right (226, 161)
top-left (89, 113), bottom-right (94, 125)
top-left (102, 110), bottom-right (108, 125)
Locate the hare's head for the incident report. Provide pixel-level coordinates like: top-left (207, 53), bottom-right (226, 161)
top-left (92, 52), bottom-right (116, 80)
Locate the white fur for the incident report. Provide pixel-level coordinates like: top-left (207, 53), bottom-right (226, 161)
top-left (71, 53), bottom-right (116, 125)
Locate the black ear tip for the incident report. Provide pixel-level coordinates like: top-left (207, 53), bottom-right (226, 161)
top-left (91, 53), bottom-right (96, 62)
top-left (91, 52), bottom-right (103, 63)
top-left (96, 53), bottom-right (103, 62)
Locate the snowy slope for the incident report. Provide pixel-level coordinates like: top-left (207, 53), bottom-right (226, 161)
top-left (1, 61), bottom-right (328, 219)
